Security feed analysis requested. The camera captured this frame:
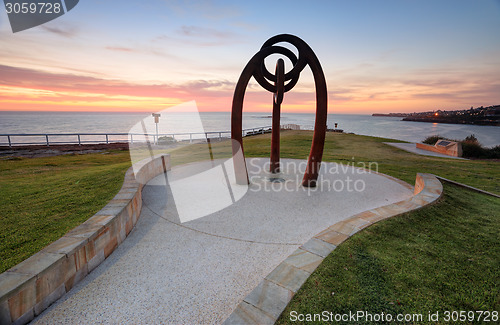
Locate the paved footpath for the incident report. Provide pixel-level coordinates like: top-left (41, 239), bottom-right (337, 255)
top-left (33, 158), bottom-right (413, 324)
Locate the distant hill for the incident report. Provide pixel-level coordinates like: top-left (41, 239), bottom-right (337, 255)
top-left (373, 105), bottom-right (500, 126)
top-left (372, 113), bottom-right (410, 117)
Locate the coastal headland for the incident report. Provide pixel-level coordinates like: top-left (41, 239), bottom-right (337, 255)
top-left (373, 105), bottom-right (500, 126)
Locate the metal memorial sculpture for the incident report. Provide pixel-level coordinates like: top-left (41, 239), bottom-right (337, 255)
top-left (231, 34), bottom-right (328, 187)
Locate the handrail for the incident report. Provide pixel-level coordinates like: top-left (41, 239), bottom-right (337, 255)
top-left (0, 126), bottom-right (273, 148)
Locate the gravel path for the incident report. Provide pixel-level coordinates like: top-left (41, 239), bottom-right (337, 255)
top-left (32, 158), bottom-right (413, 324)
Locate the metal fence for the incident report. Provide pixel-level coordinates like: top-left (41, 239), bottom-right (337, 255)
top-left (0, 126), bottom-right (273, 148)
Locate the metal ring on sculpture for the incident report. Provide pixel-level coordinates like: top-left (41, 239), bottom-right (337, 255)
top-left (231, 34), bottom-right (328, 187)
top-left (261, 35), bottom-right (308, 86)
top-left (252, 45), bottom-right (300, 93)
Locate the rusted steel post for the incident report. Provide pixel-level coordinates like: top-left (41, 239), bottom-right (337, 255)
top-left (270, 58), bottom-right (284, 173)
top-left (231, 34), bottom-right (328, 187)
top-left (270, 100), bottom-right (281, 173)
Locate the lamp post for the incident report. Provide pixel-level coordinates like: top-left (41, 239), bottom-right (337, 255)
top-left (152, 113), bottom-right (160, 144)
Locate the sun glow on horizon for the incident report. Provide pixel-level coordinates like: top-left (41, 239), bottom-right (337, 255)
top-left (1, 1), bottom-right (499, 115)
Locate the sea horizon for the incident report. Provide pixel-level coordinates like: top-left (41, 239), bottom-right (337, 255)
top-left (1, 111), bottom-right (499, 147)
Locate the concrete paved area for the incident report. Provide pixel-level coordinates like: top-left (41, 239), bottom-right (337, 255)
top-left (384, 142), bottom-right (467, 159)
top-left (32, 158), bottom-right (413, 324)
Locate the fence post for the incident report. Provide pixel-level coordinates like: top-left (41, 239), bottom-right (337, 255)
top-left (130, 134), bottom-right (133, 144)
top-left (45, 135), bottom-right (50, 147)
top-left (7, 135), bottom-right (11, 148)
top-left (190, 133), bottom-right (192, 143)
top-left (78, 135), bottom-right (81, 146)
top-left (106, 134), bottom-right (109, 144)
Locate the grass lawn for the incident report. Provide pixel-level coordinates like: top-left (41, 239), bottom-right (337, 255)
top-left (167, 130), bottom-right (498, 194)
top-left (276, 182), bottom-right (499, 324)
top-left (0, 150), bottom-right (131, 273)
top-left (0, 130), bottom-right (498, 318)
top-left (242, 131), bottom-right (500, 194)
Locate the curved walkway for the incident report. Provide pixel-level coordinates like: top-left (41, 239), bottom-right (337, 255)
top-left (32, 158), bottom-right (416, 324)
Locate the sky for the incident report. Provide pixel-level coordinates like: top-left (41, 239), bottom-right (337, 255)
top-left (1, 0), bottom-right (499, 114)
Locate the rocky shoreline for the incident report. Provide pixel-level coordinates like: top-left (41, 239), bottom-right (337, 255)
top-left (401, 117), bottom-right (499, 126)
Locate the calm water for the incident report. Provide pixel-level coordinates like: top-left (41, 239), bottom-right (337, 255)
top-left (0, 111), bottom-right (499, 147)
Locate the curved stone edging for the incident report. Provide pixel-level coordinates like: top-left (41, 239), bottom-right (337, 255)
top-left (223, 173), bottom-right (443, 325)
top-left (0, 154), bottom-right (170, 325)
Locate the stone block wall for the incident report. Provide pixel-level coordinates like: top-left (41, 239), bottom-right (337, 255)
top-left (416, 142), bottom-right (462, 157)
top-left (0, 155), bottom-right (170, 325)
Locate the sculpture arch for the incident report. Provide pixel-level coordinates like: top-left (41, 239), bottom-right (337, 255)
top-left (231, 34), bottom-right (328, 187)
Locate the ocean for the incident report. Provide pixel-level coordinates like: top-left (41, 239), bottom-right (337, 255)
top-left (0, 111), bottom-right (499, 148)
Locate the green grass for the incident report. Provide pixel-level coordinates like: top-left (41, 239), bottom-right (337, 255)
top-left (279, 131), bottom-right (498, 194)
top-left (167, 131), bottom-right (499, 323)
top-left (169, 130), bottom-right (499, 194)
top-left (276, 183), bottom-right (499, 324)
top-left (0, 150), bottom-right (131, 273)
top-left (0, 129), bottom-right (498, 320)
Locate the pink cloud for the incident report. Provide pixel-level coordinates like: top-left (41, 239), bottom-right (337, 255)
top-left (0, 64), bottom-right (236, 100)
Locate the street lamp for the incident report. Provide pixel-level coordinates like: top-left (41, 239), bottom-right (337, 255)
top-left (152, 113), bottom-right (160, 144)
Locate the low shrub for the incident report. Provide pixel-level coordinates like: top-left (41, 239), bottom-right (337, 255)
top-left (422, 135), bottom-right (445, 145)
top-left (158, 136), bottom-right (176, 144)
top-left (461, 141), bottom-right (485, 158)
